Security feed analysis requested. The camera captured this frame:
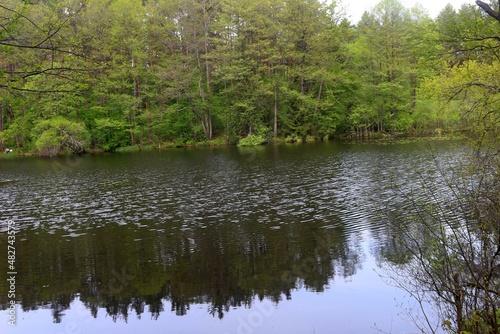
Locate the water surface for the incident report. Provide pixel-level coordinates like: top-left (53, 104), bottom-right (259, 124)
top-left (0, 139), bottom-right (464, 333)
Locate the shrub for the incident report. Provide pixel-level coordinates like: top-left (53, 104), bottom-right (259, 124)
top-left (92, 118), bottom-right (129, 152)
top-left (32, 117), bottom-right (89, 157)
top-left (237, 134), bottom-right (266, 147)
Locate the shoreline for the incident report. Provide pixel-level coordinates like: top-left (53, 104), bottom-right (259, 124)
top-left (0, 134), bottom-right (466, 160)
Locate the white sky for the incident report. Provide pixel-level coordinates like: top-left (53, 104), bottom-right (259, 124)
top-left (344, 0), bottom-right (474, 23)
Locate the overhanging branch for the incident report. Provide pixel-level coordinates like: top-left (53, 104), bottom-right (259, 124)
top-left (476, 1), bottom-right (500, 22)
top-left (0, 84), bottom-right (77, 93)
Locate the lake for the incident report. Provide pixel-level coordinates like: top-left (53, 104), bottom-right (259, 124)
top-left (0, 139), bottom-right (464, 333)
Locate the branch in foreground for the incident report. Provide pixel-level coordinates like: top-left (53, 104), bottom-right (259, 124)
top-left (0, 85), bottom-right (78, 94)
top-left (476, 1), bottom-right (500, 22)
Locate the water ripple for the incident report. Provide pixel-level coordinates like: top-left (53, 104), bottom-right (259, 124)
top-left (0, 141), bottom-right (465, 241)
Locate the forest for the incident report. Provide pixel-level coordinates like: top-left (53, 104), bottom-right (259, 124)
top-left (0, 0), bottom-right (499, 156)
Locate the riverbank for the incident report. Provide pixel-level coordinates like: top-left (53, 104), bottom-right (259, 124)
top-left (0, 133), bottom-right (467, 159)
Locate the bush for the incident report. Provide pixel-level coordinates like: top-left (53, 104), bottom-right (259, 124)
top-left (32, 117), bottom-right (89, 157)
top-left (92, 118), bottom-right (129, 152)
top-left (237, 134), bottom-right (266, 147)
top-left (382, 152), bottom-right (500, 334)
top-left (35, 129), bottom-right (62, 157)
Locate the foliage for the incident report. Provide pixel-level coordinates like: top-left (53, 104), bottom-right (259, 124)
top-left (1, 1), bottom-right (500, 331)
top-left (0, 0), bottom-right (485, 155)
top-left (422, 60), bottom-right (500, 137)
top-left (92, 118), bottom-right (129, 152)
top-left (237, 134), bottom-right (267, 147)
top-left (32, 117), bottom-right (89, 157)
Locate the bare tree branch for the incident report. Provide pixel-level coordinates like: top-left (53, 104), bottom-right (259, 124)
top-left (0, 4), bottom-right (44, 33)
top-left (476, 1), bottom-right (500, 22)
top-left (0, 85), bottom-right (76, 93)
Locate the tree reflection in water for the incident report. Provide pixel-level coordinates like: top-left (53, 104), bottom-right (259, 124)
top-left (0, 216), bottom-right (360, 323)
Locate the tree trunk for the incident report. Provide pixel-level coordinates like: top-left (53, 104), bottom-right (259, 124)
top-left (0, 104), bottom-right (4, 152)
top-left (129, 124), bottom-right (134, 146)
top-left (129, 75), bottom-right (141, 146)
top-left (453, 273), bottom-right (465, 334)
top-left (314, 79), bottom-right (324, 134)
top-left (146, 97), bottom-right (152, 145)
top-left (202, 0), bottom-right (212, 141)
top-left (274, 80), bottom-right (278, 138)
top-left (196, 44), bottom-right (212, 140)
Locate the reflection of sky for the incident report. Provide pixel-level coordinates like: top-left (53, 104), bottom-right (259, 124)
top-left (0, 286), bottom-right (413, 334)
top-left (0, 241), bottom-right (430, 334)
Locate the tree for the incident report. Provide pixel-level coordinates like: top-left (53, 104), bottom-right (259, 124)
top-left (382, 151), bottom-right (500, 334)
top-left (0, 0), bottom-right (85, 92)
top-left (32, 117), bottom-right (88, 156)
top-left (0, 0), bottom-right (87, 152)
top-left (0, 0), bottom-right (474, 154)
top-left (379, 2), bottom-right (500, 333)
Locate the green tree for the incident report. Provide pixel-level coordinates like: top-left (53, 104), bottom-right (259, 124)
top-left (0, 0), bottom-right (476, 154)
top-left (32, 117), bottom-right (88, 156)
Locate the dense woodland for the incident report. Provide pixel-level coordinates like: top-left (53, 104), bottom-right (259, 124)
top-left (0, 0), bottom-right (499, 155)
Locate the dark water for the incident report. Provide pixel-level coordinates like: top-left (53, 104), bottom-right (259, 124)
top-left (0, 140), bottom-right (464, 333)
